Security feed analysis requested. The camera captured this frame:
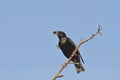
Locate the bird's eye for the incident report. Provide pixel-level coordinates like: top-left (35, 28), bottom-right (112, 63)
top-left (60, 32), bottom-right (63, 35)
top-left (58, 33), bottom-right (63, 37)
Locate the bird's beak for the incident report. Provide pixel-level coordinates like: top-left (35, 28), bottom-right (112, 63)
top-left (53, 31), bottom-right (59, 35)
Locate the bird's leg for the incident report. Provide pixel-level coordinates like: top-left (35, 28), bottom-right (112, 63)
top-left (56, 45), bottom-right (60, 49)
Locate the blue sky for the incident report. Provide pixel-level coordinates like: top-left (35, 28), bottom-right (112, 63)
top-left (0, 0), bottom-right (120, 80)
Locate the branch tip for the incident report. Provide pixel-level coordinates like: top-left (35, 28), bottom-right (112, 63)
top-left (98, 25), bottom-right (102, 31)
top-left (98, 25), bottom-right (102, 35)
top-left (80, 39), bottom-right (83, 43)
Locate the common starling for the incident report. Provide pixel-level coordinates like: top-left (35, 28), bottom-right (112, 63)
top-left (53, 31), bottom-right (85, 73)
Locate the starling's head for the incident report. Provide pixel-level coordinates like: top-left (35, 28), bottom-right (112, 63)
top-left (53, 31), bottom-right (66, 39)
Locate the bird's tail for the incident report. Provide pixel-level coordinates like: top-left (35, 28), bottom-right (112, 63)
top-left (75, 63), bottom-right (85, 73)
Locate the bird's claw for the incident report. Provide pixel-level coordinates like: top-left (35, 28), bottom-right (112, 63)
top-left (56, 45), bottom-right (60, 49)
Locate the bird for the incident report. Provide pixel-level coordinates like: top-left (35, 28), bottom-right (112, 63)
top-left (53, 31), bottom-right (85, 73)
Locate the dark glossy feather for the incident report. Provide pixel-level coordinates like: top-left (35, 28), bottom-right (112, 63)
top-left (53, 31), bottom-right (85, 73)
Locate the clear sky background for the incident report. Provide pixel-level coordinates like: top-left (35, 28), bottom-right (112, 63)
top-left (0, 0), bottom-right (120, 80)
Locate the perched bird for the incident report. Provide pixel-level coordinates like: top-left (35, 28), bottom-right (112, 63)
top-left (53, 31), bottom-right (85, 73)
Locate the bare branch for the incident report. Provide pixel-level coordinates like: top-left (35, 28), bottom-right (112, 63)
top-left (51, 25), bottom-right (102, 80)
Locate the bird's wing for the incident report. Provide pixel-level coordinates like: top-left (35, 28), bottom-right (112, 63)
top-left (68, 37), bottom-right (85, 64)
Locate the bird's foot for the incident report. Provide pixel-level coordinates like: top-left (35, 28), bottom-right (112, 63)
top-left (56, 45), bottom-right (60, 49)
